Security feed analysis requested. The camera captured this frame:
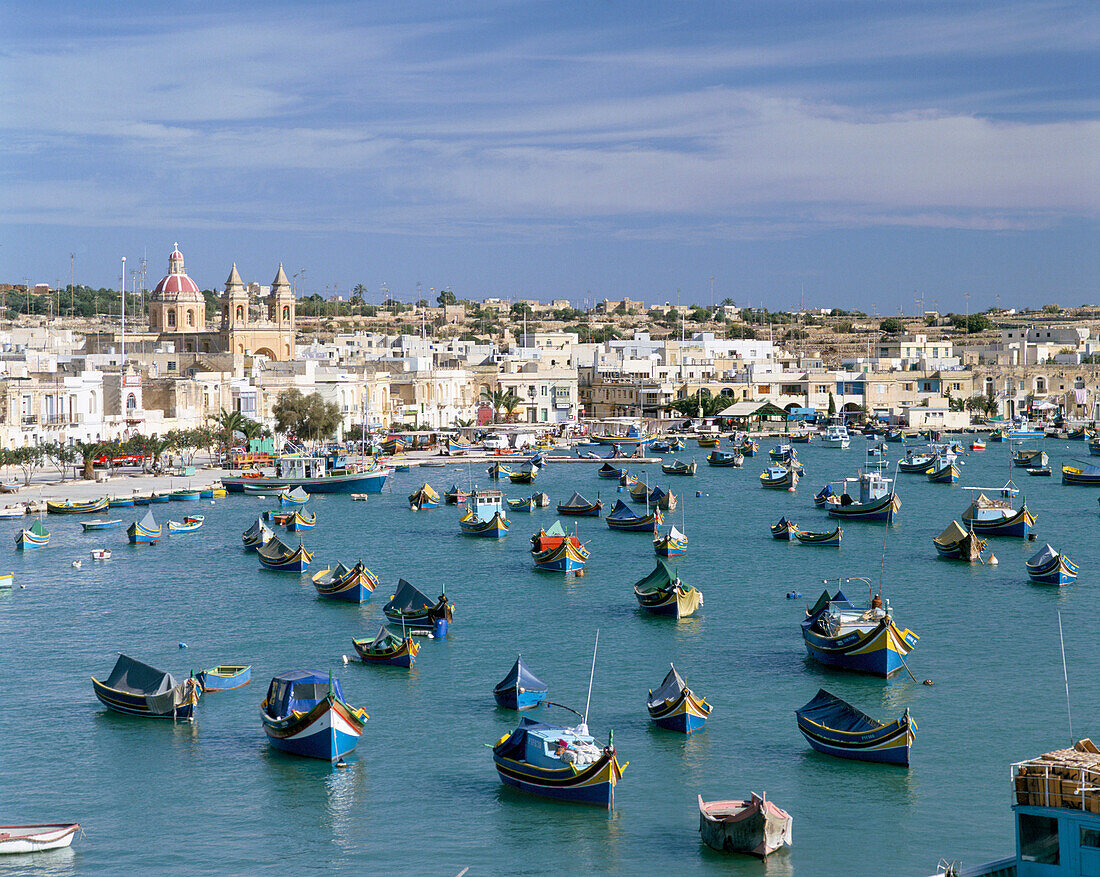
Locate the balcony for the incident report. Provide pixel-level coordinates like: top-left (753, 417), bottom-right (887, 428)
top-left (21, 415), bottom-right (37, 425)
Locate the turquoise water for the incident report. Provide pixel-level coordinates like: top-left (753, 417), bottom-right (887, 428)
top-left (0, 440), bottom-right (1095, 876)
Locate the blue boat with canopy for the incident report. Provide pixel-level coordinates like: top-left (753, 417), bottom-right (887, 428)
top-left (493, 655), bottom-right (549, 711)
top-left (801, 585), bottom-right (919, 677)
top-left (260, 671), bottom-right (367, 761)
top-left (795, 688), bottom-right (916, 765)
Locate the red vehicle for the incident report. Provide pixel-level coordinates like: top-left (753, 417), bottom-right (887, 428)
top-left (92, 453), bottom-right (150, 469)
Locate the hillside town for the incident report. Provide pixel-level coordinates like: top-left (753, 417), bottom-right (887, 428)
top-left (3, 245), bottom-right (1100, 451)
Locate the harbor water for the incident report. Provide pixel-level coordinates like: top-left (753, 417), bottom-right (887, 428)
top-left (1, 439), bottom-right (1097, 876)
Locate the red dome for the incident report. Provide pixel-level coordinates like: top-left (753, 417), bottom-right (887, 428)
top-left (153, 273), bottom-right (200, 296)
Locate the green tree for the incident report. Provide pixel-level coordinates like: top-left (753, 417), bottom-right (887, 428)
top-left (71, 440), bottom-right (108, 480)
top-left (43, 441), bottom-right (78, 481)
top-left (272, 390), bottom-right (342, 440)
top-left (668, 391), bottom-right (729, 418)
top-left (479, 387), bottom-right (518, 424)
top-left (511, 302), bottom-right (534, 319)
top-left (213, 408), bottom-right (246, 453)
top-left (828, 393), bottom-right (837, 417)
top-left (949, 314), bottom-right (992, 333)
top-left (879, 317), bottom-right (905, 334)
top-left (436, 288), bottom-right (457, 306)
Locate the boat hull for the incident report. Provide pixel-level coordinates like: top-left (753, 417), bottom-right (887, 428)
top-left (963, 505), bottom-right (1034, 538)
top-left (198, 666), bottom-right (252, 691)
top-left (1026, 554), bottom-right (1078, 586)
top-left (493, 750), bottom-right (623, 808)
top-left (493, 687), bottom-right (548, 711)
top-left (262, 695), bottom-right (364, 762)
top-left (797, 713), bottom-right (915, 765)
top-left (801, 619), bottom-right (918, 677)
top-left (826, 493), bottom-right (900, 522)
top-left (91, 678), bottom-right (198, 719)
top-left (0, 824), bottom-right (81, 854)
top-left (352, 636), bottom-right (419, 667)
top-left (647, 689), bottom-right (711, 733)
top-left (224, 470), bottom-right (390, 494)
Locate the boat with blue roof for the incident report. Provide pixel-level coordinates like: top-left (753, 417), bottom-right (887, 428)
top-left (223, 450), bottom-right (390, 494)
top-left (260, 671), bottom-right (367, 761)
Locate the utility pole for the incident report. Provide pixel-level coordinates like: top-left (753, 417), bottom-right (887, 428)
top-left (70, 253), bottom-right (75, 317)
top-left (121, 256), bottom-right (126, 371)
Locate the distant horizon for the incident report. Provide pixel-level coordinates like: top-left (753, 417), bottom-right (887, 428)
top-left (2, 2), bottom-right (1097, 314)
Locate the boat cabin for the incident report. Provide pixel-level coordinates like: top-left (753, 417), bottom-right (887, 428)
top-left (499, 719), bottom-right (603, 769)
top-left (470, 489), bottom-right (504, 520)
top-left (278, 452), bottom-right (350, 481)
top-left (963, 493), bottom-right (1017, 524)
top-left (836, 471), bottom-right (893, 504)
top-left (811, 593), bottom-right (892, 638)
top-left (264, 671), bottom-right (340, 720)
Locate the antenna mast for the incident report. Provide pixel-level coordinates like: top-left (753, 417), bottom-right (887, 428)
top-left (581, 629), bottom-right (600, 731)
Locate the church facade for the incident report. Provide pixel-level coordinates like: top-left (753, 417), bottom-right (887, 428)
top-left (146, 245), bottom-right (296, 360)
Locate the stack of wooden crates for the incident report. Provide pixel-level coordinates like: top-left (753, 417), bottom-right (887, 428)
top-left (1015, 739), bottom-right (1100, 812)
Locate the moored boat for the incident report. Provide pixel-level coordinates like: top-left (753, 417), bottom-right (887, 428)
top-left (898, 450), bottom-right (936, 473)
top-left (286, 508), bottom-right (316, 531)
top-left (408, 483), bottom-right (441, 510)
top-left (169, 489), bottom-right (201, 502)
top-left (707, 450), bottom-right (742, 467)
top-left (15, 519), bottom-right (49, 550)
top-left (0, 823), bottom-right (81, 855)
top-left (352, 626), bottom-right (419, 667)
top-left (312, 561), bottom-right (378, 602)
top-left (770, 517), bottom-right (798, 540)
top-left (1061, 462), bottom-right (1100, 485)
top-left (1013, 449), bottom-right (1047, 468)
top-left (493, 655), bottom-right (549, 710)
top-left (107, 496), bottom-right (134, 508)
top-left (633, 559), bottom-right (702, 618)
top-left (653, 525), bottom-right (687, 557)
top-left (257, 536), bottom-right (312, 571)
top-left (167, 517), bottom-right (203, 533)
top-left (1026, 543), bottom-right (1078, 586)
top-left (795, 688), bottom-right (915, 765)
top-left (646, 665), bottom-right (710, 733)
top-left (261, 670), bottom-right (367, 761)
top-left (382, 579), bottom-right (453, 631)
top-left (127, 510), bottom-right (162, 544)
top-left (444, 484), bottom-right (468, 505)
top-left (795, 526), bottom-right (842, 547)
top-left (698, 793), bottom-right (793, 858)
top-left (556, 491), bottom-right (602, 516)
top-left (822, 424), bottom-right (850, 449)
top-left (225, 450), bottom-right (389, 494)
top-left (696, 435), bottom-right (719, 448)
top-left (507, 496), bottom-right (535, 512)
top-left (596, 462), bottom-right (622, 479)
top-left (197, 665), bottom-right (252, 691)
top-left (82, 518), bottom-right (122, 531)
top-left (926, 458), bottom-right (960, 483)
top-left (823, 472), bottom-right (900, 522)
top-left (531, 521), bottom-right (589, 572)
top-left (91, 653), bottom-right (200, 719)
top-left (932, 521), bottom-right (986, 561)
top-left (508, 464), bottom-right (538, 484)
top-left (46, 496), bottom-right (108, 515)
top-left (242, 517), bottom-right (274, 551)
top-left (606, 499), bottom-right (661, 532)
top-left (961, 492), bottom-right (1035, 537)
top-left (801, 587), bottom-right (918, 677)
top-left (760, 465), bottom-right (797, 490)
top-left (661, 459), bottom-right (697, 476)
top-left (278, 486), bottom-right (310, 506)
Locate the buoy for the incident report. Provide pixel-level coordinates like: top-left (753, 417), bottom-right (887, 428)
top-left (335, 758), bottom-right (348, 769)
top-left (342, 655), bottom-right (349, 665)
top-left (210, 500), bottom-right (215, 506)
top-left (178, 642), bottom-right (188, 649)
top-left (696, 491), bottom-right (702, 497)
top-left (72, 560), bottom-right (81, 568)
top-left (923, 679), bottom-right (934, 686)
top-left (988, 554), bottom-right (998, 565)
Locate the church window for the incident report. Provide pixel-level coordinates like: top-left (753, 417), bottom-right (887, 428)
top-left (126, 394), bottom-right (137, 411)
top-left (167, 309), bottom-right (176, 328)
top-left (236, 306), bottom-right (244, 321)
top-left (282, 306), bottom-right (290, 320)
top-left (222, 305), bottom-right (228, 321)
top-left (187, 310), bottom-right (194, 327)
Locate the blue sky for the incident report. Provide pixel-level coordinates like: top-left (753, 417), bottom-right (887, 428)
top-left (1, 1), bottom-right (1097, 312)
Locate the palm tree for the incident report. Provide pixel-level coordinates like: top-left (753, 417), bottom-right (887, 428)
top-left (71, 440), bottom-right (108, 480)
top-left (479, 387), bottom-right (511, 424)
top-left (502, 391), bottom-right (523, 423)
top-left (213, 408), bottom-right (246, 454)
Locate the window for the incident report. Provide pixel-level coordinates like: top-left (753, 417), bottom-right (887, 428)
top-left (126, 394), bottom-right (136, 410)
top-left (541, 386), bottom-right (547, 396)
top-left (187, 310), bottom-right (194, 327)
top-left (282, 306), bottom-right (290, 320)
top-left (167, 361), bottom-right (177, 372)
top-left (236, 305), bottom-right (244, 321)
top-left (1082, 828), bottom-right (1100, 849)
top-left (952, 383), bottom-right (961, 391)
top-left (167, 309), bottom-right (176, 327)
top-left (1019, 814), bottom-right (1059, 864)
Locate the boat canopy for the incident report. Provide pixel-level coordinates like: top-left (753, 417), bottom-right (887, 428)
top-left (1028, 543), bottom-right (1059, 567)
top-left (29, 519), bottom-right (47, 536)
top-left (137, 510), bottom-right (158, 530)
top-left (795, 688), bottom-right (883, 734)
top-left (494, 655), bottom-right (548, 696)
top-left (646, 666), bottom-right (687, 710)
top-left (544, 521), bottom-right (567, 538)
top-left (668, 526), bottom-right (686, 542)
top-left (607, 500), bottom-right (639, 520)
top-left (369, 625), bottom-right (402, 648)
top-left (285, 486), bottom-right (309, 502)
top-left (103, 654), bottom-right (178, 696)
top-left (560, 491), bottom-right (592, 508)
top-left (265, 670), bottom-right (340, 718)
top-left (258, 536), bottom-right (292, 559)
top-left (635, 559), bottom-right (677, 591)
top-left (385, 579), bottom-right (433, 613)
top-left (936, 521), bottom-right (969, 544)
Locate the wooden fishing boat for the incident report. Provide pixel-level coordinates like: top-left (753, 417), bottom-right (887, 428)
top-left (1026, 543), bottom-right (1078, 586)
top-left (769, 444), bottom-right (796, 462)
top-left (661, 459), bottom-right (697, 476)
top-left (167, 517), bottom-right (203, 533)
top-left (127, 511), bottom-right (162, 544)
top-left (596, 463), bottom-right (622, 479)
top-left (493, 655), bottom-right (549, 710)
top-left (556, 491), bottom-right (602, 516)
top-left (925, 459), bottom-right (960, 483)
top-left (1067, 428), bottom-right (1088, 441)
top-left (606, 499), bottom-right (661, 532)
top-left (91, 654), bottom-right (200, 719)
top-left (408, 483), bottom-right (441, 510)
top-left (508, 465), bottom-right (538, 484)
top-left (1062, 461), bottom-right (1100, 485)
top-left (591, 424), bottom-right (652, 448)
top-left (897, 452), bottom-right (936, 473)
top-left (698, 793), bottom-right (793, 858)
top-left (813, 484), bottom-right (835, 508)
top-left (823, 472), bottom-right (900, 522)
top-left (0, 482), bottom-right (19, 493)
top-left (197, 665), bottom-right (252, 691)
top-left (81, 518), bottom-right (122, 532)
top-left (633, 559), bottom-right (702, 618)
top-left (150, 491), bottom-right (172, 503)
top-left (759, 465), bottom-right (797, 489)
top-left (628, 480), bottom-right (649, 502)
top-left (90, 549), bottom-right (110, 560)
top-left (507, 496), bottom-right (535, 512)
top-left (459, 508), bottom-right (509, 537)
top-left (1013, 449), bottom-right (1047, 468)
top-left (46, 496), bottom-right (108, 515)
top-left (278, 486), bottom-right (310, 506)
top-left (735, 439), bottom-right (757, 457)
top-left (1027, 465), bottom-right (1052, 476)
top-left (15, 519), bottom-right (49, 550)
top-left (653, 525), bottom-right (687, 557)
top-left (352, 626), bottom-right (419, 667)
top-left (1088, 437), bottom-right (1100, 456)
top-left (257, 536), bottom-right (312, 572)
top-left (668, 437), bottom-right (685, 451)
top-left (492, 717), bottom-right (626, 808)
top-left (618, 471), bottom-right (638, 489)
top-left (770, 517), bottom-right (798, 540)
top-left (795, 526), bottom-right (842, 547)
top-left (487, 462), bottom-right (516, 480)
top-left (0, 504), bottom-right (24, 518)
top-left (791, 432), bottom-right (813, 444)
top-left (706, 450), bottom-right (741, 467)
top-left (262, 509), bottom-right (294, 525)
top-left (107, 496), bottom-right (135, 508)
top-left (261, 671), bottom-right (367, 761)
top-left (970, 439), bottom-right (986, 451)
top-left (988, 427), bottom-right (1006, 442)
top-left (312, 561), bottom-right (378, 602)
top-left (286, 509), bottom-right (316, 531)
top-left (169, 489), bottom-right (201, 502)
top-left (932, 520), bottom-right (986, 561)
top-left (0, 823), bottom-right (81, 854)
top-left (647, 665), bottom-right (710, 733)
top-left (382, 579), bottom-right (453, 631)
top-left (649, 439), bottom-right (671, 453)
top-left (961, 493), bottom-right (1035, 537)
top-left (801, 588), bottom-right (918, 677)
top-left (884, 429), bottom-right (904, 443)
top-left (242, 483), bottom-right (288, 496)
top-left (796, 688), bottom-right (915, 765)
top-left (242, 517), bottom-right (274, 550)
top-left (531, 521), bottom-right (590, 572)
top-left (380, 435), bottom-right (408, 455)
top-left (444, 484), bottom-right (469, 505)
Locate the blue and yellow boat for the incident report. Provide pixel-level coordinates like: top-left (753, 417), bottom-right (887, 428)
top-left (925, 458), bottom-right (960, 483)
top-left (633, 560), bottom-right (702, 619)
top-left (408, 484), bottom-right (441, 510)
top-left (606, 500), bottom-right (661, 532)
top-left (257, 536), bottom-right (312, 571)
top-left (706, 450), bottom-right (741, 467)
top-left (47, 497), bottom-right (108, 515)
top-left (1026, 543), bottom-right (1078, 586)
top-left (127, 511), bottom-right (162, 544)
top-left (796, 688), bottom-right (916, 765)
top-left (760, 465), bottom-right (797, 490)
top-left (312, 561), bottom-right (377, 602)
top-left (352, 626), bottom-right (419, 667)
top-left (961, 493), bottom-right (1035, 538)
top-left (646, 665), bottom-right (711, 734)
top-left (91, 654), bottom-right (200, 719)
top-left (16, 519), bottom-right (49, 550)
top-left (1061, 462), bottom-right (1100, 485)
top-left (531, 522), bottom-right (589, 573)
top-left (459, 489), bottom-right (509, 537)
top-left (286, 509), bottom-right (316, 531)
top-left (382, 579), bottom-right (453, 632)
top-left (556, 492), bottom-right (602, 516)
top-left (197, 665), bottom-right (251, 691)
top-left (653, 525), bottom-right (687, 557)
top-left (278, 486), bottom-right (310, 506)
top-left (261, 671), bottom-right (367, 761)
top-left (241, 517), bottom-right (273, 551)
top-left (801, 588), bottom-right (918, 677)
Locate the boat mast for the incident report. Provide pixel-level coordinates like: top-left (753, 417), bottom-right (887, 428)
top-left (581, 629), bottom-right (600, 733)
top-left (1058, 611), bottom-right (1073, 744)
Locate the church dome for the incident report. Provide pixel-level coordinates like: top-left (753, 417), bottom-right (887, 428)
top-left (152, 243), bottom-right (202, 299)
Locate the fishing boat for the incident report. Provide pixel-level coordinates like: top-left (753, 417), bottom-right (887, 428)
top-left (649, 486), bottom-right (677, 511)
top-left (759, 465), bottom-right (797, 490)
top-left (661, 459), bottom-right (697, 476)
top-left (770, 517), bottom-right (798, 540)
top-left (653, 525), bottom-right (687, 557)
top-left (0, 504), bottom-right (24, 518)
top-left (898, 450), bottom-right (936, 473)
top-left (668, 437), bottom-right (685, 451)
top-left (408, 483), bottom-right (441, 510)
top-left (81, 518), bottom-right (122, 531)
top-left (649, 439), bottom-right (671, 453)
top-left (531, 521), bottom-right (589, 573)
top-left (444, 484), bottom-right (469, 505)
top-left (1061, 462), bottom-right (1100, 485)
top-left (970, 439), bottom-right (986, 451)
top-left (795, 527), bottom-right (842, 547)
top-left (707, 450), bottom-right (742, 467)
top-left (822, 424), bottom-right (851, 449)
top-left (15, 519), bottom-right (49, 550)
top-left (150, 491), bottom-right (172, 503)
top-left (91, 654), bottom-right (200, 719)
top-left (698, 793), bottom-right (793, 859)
top-left (961, 492), bottom-right (1035, 537)
top-left (445, 436), bottom-right (473, 453)
top-left (380, 435), bottom-right (408, 455)
top-left (792, 432), bottom-right (814, 444)
top-left (591, 422), bottom-right (652, 448)
top-left (223, 450), bottom-right (390, 494)
top-left (0, 823), bottom-right (82, 854)
top-left (494, 655), bottom-right (549, 710)
top-left (169, 489), bottom-right (201, 502)
top-left (597, 462), bottom-right (623, 480)
top-left (459, 490), bottom-right (509, 537)
top-left (487, 462), bottom-right (516, 480)
top-left (556, 491), bottom-right (602, 516)
top-left (167, 517), bottom-right (203, 533)
top-left (606, 499), bottom-right (661, 532)
top-left (90, 549), bottom-right (110, 560)
top-left (932, 521), bottom-right (986, 561)
top-left (1028, 465), bottom-right (1052, 476)
top-left (46, 496), bottom-right (108, 515)
top-left (382, 579), bottom-right (453, 631)
top-left (795, 688), bottom-right (916, 765)
top-left (1089, 437), bottom-right (1100, 456)
top-left (769, 443), bottom-right (796, 462)
top-left (242, 516), bottom-right (274, 550)
top-left (1013, 449), bottom-right (1047, 468)
top-left (628, 480), bottom-right (649, 502)
top-left (197, 665), bottom-right (252, 691)
top-left (352, 626), bottom-right (419, 667)
top-left (507, 496), bottom-right (535, 512)
top-left (988, 427), bottom-right (1006, 442)
top-left (813, 484), bottom-right (835, 508)
top-left (884, 429), bottom-right (904, 443)
top-left (733, 438), bottom-right (758, 458)
top-left (278, 486), bottom-right (310, 506)
top-left (107, 496), bottom-right (135, 508)
top-left (286, 508), bottom-right (316, 531)
top-left (823, 472), bottom-right (900, 522)
top-left (127, 511), bottom-right (162, 544)
top-left (1025, 543), bottom-right (1078, 586)
top-left (311, 561), bottom-right (378, 602)
top-left (926, 458), bottom-right (960, 483)
top-left (1007, 419), bottom-right (1045, 440)
top-left (262, 510), bottom-right (294, 525)
top-left (1067, 428), bottom-right (1088, 441)
top-left (696, 436), bottom-right (719, 448)
top-left (508, 465), bottom-right (538, 485)
top-left (243, 483), bottom-right (287, 496)
top-left (257, 536), bottom-right (312, 572)
top-left (801, 586), bottom-right (919, 677)
top-left (619, 470), bottom-right (638, 488)
top-left (261, 671), bottom-right (367, 761)
top-left (633, 559), bottom-right (702, 618)
top-left (646, 665), bottom-right (710, 733)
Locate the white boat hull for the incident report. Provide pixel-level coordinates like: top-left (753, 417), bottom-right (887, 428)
top-left (0, 824), bottom-right (79, 854)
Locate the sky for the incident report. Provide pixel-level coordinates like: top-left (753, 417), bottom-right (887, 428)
top-left (1, 0), bottom-right (1097, 313)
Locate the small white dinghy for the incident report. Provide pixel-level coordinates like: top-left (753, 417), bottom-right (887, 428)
top-left (91, 549), bottom-right (111, 560)
top-left (0, 823), bottom-right (80, 854)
